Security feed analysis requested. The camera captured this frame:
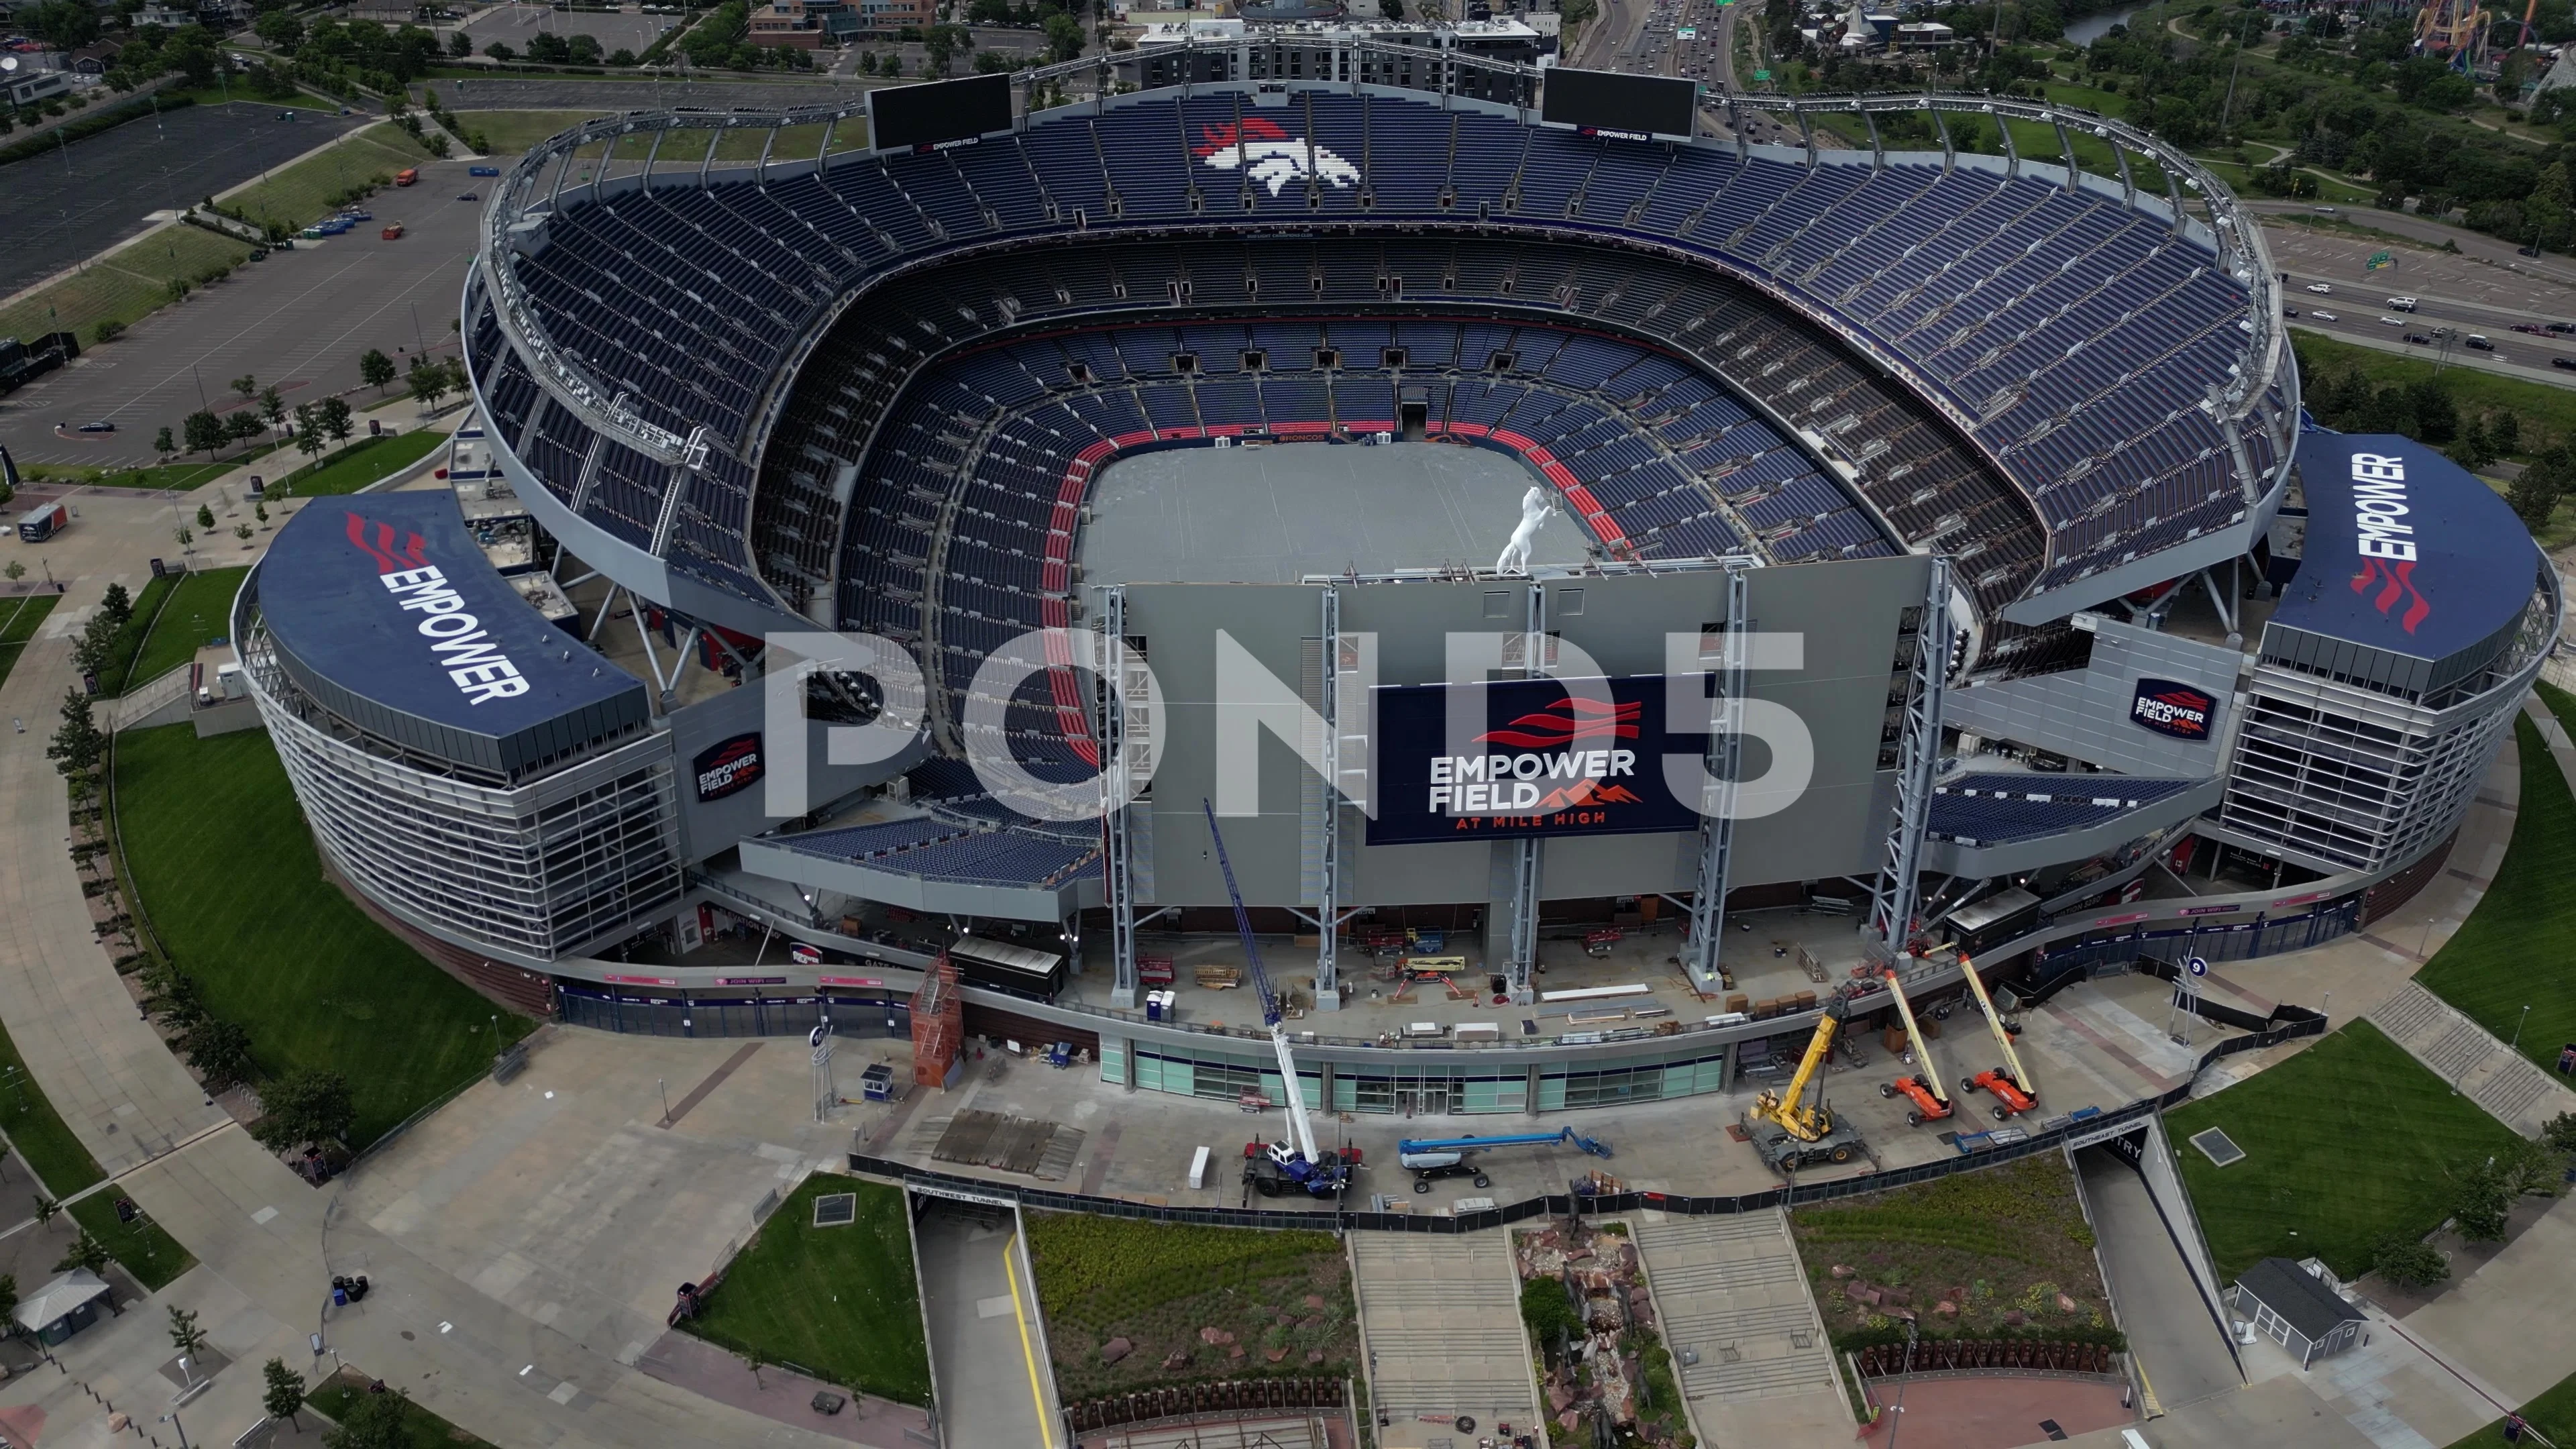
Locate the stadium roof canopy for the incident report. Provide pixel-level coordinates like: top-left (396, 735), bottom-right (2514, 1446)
top-left (260, 490), bottom-right (649, 777)
top-left (2278, 433), bottom-right (2538, 669)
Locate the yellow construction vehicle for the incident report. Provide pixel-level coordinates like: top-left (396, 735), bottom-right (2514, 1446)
top-left (1746, 996), bottom-right (1866, 1171)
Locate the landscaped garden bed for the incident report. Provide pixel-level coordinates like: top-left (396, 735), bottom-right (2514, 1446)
top-left (1790, 1152), bottom-right (2116, 1348)
top-left (1024, 1213), bottom-right (1359, 1404)
top-left (1513, 1219), bottom-right (1694, 1448)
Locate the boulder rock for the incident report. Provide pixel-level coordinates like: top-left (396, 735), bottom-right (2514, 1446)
top-left (1265, 1348), bottom-right (1289, 1363)
top-left (1099, 1337), bottom-right (1132, 1365)
top-left (1933, 1300), bottom-right (1960, 1318)
top-left (2058, 1293), bottom-right (2080, 1314)
top-left (2004, 1309), bottom-right (2026, 1327)
top-left (1304, 1293), bottom-right (1326, 1309)
top-left (1305, 1350), bottom-right (1326, 1364)
top-left (1161, 1350), bottom-right (1193, 1372)
top-left (1830, 1265), bottom-right (1856, 1279)
top-left (1844, 1280), bottom-right (1872, 1303)
top-left (1228, 1344), bottom-right (1246, 1360)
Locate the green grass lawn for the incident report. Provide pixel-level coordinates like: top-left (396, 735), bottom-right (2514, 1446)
top-left (682, 1174), bottom-right (930, 1404)
top-left (446, 109), bottom-right (612, 155)
top-left (0, 594), bottom-right (60, 692)
top-left (2444, 1365), bottom-right (2576, 1447)
top-left (2418, 703), bottom-right (2576, 1071)
top-left (0, 1014), bottom-right (195, 1291)
top-left (112, 726), bottom-right (533, 1148)
top-left (125, 567), bottom-right (249, 691)
top-left (30, 459), bottom-right (254, 491)
top-left (218, 123), bottom-right (436, 237)
top-left (88, 574), bottom-right (174, 698)
top-left (274, 431), bottom-right (448, 497)
top-left (2163, 1020), bottom-right (2524, 1281)
top-left (0, 225), bottom-right (254, 347)
top-left (309, 1368), bottom-right (490, 1447)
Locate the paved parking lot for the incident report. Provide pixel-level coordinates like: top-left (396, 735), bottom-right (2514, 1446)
top-left (0, 101), bottom-right (368, 299)
top-left (0, 152), bottom-right (484, 469)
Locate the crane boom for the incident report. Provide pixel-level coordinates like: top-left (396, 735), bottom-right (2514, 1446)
top-left (1757, 996), bottom-right (1849, 1140)
top-left (1957, 953), bottom-right (2037, 1096)
top-left (1202, 800), bottom-right (1320, 1166)
top-left (1883, 969), bottom-right (1948, 1106)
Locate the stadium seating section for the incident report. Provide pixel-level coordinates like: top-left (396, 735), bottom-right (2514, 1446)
top-left (1926, 772), bottom-right (2197, 847)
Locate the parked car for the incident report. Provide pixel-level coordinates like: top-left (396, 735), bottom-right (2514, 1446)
top-left (2306, 282), bottom-right (2332, 294)
top-left (75, 421), bottom-right (115, 433)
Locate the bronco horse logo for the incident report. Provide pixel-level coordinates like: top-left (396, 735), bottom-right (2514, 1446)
top-left (1191, 117), bottom-right (1360, 197)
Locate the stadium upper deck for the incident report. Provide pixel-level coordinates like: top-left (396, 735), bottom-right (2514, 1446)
top-left (461, 72), bottom-right (2292, 657)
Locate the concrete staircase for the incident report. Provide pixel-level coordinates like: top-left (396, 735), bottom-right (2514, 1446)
top-left (1632, 1212), bottom-right (1841, 1405)
top-left (2369, 982), bottom-right (2575, 1136)
top-left (1348, 1234), bottom-right (1543, 1441)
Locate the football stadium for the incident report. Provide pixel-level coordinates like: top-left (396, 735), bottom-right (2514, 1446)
top-left (235, 50), bottom-right (2558, 1124)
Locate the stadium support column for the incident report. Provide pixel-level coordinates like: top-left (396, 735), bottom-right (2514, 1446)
top-left (1683, 566), bottom-right (1752, 996)
top-left (1312, 586), bottom-right (1344, 1011)
top-left (1865, 556), bottom-right (1951, 963)
top-left (1503, 584), bottom-right (1548, 1004)
top-left (1101, 586), bottom-right (1143, 1008)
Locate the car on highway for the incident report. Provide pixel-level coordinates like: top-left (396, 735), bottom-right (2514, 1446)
top-left (457, 192), bottom-right (478, 201)
top-left (2557, 358), bottom-right (2576, 370)
top-left (2465, 335), bottom-right (2495, 351)
top-left (74, 421), bottom-right (115, 433)
top-left (2404, 333), bottom-right (2430, 345)
top-left (2312, 311), bottom-right (2338, 321)
top-left (2386, 297), bottom-right (2417, 311)
top-left (2514, 323), bottom-right (2549, 335)
top-left (2306, 282), bottom-right (2332, 294)
top-left (2551, 322), bottom-right (2576, 333)
top-left (470, 166), bottom-right (501, 178)
top-left (2282, 307), bottom-right (2300, 317)
top-left (2378, 315), bottom-right (2404, 325)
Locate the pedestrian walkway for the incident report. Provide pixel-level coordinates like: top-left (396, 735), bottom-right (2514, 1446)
top-left (2369, 983), bottom-right (2576, 1137)
top-left (1346, 1234), bottom-right (1542, 1449)
top-left (1629, 1211), bottom-right (1851, 1446)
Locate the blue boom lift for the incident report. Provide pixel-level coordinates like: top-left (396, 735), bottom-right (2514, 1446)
top-left (1395, 1127), bottom-right (1613, 1194)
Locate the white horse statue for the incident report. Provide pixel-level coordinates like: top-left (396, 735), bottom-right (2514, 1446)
top-left (1495, 485), bottom-right (1554, 576)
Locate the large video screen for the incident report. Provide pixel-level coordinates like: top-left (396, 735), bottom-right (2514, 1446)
top-left (1538, 66), bottom-right (1696, 138)
top-left (1367, 674), bottom-right (1701, 845)
top-left (868, 73), bottom-right (1014, 152)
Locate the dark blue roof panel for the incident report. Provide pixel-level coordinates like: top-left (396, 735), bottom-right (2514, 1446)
top-left (260, 492), bottom-right (649, 775)
top-left (2282, 433), bottom-right (2536, 664)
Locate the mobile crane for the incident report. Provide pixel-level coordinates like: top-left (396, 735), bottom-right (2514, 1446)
top-left (1746, 996), bottom-right (1866, 1172)
top-left (1955, 953), bottom-right (2038, 1120)
top-left (1204, 801), bottom-right (1359, 1199)
top-left (1875, 967), bottom-right (1953, 1126)
top-left (1396, 1126), bottom-right (1613, 1193)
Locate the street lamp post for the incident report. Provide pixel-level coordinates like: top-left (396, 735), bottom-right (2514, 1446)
top-left (2511, 1004), bottom-right (2532, 1053)
top-left (160, 1409), bottom-right (192, 1449)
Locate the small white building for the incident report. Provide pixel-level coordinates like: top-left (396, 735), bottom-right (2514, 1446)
top-left (2229, 1257), bottom-right (2367, 1368)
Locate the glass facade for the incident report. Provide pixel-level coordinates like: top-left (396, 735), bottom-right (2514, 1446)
top-left (1107, 1038), bottom-right (1732, 1116)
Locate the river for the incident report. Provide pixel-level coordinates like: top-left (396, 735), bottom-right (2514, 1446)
top-left (2063, 5), bottom-right (2144, 46)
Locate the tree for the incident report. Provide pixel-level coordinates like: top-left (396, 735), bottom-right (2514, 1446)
top-left (175, 526), bottom-right (195, 554)
top-left (100, 582), bottom-right (133, 629)
top-left (70, 610), bottom-right (120, 680)
top-left (182, 409), bottom-right (226, 460)
top-left (168, 1304), bottom-right (209, 1358)
top-left (483, 39), bottom-right (515, 59)
top-left (3, 562), bottom-right (21, 584)
top-left (250, 1067), bottom-right (356, 1153)
top-left (2510, 444), bottom-right (2576, 530)
top-left (0, 1275), bottom-right (17, 1331)
top-left (2370, 1233), bottom-right (2449, 1290)
top-left (407, 354), bottom-right (450, 410)
top-left (447, 30), bottom-right (472, 57)
top-left (154, 426), bottom-right (176, 458)
top-left (54, 1229), bottom-right (110, 1279)
top-left (323, 1385), bottom-right (411, 1449)
top-left (2454, 1159), bottom-right (2514, 1242)
top-left (747, 1346), bottom-right (767, 1389)
top-left (263, 1357), bottom-right (307, 1431)
top-left (197, 503), bottom-right (217, 531)
top-left (231, 373), bottom-right (258, 400)
top-left (227, 410), bottom-right (265, 446)
top-left (183, 1018), bottom-right (255, 1091)
top-left (31, 1195), bottom-right (56, 1228)
top-left (358, 349), bottom-right (397, 392)
top-left (256, 500), bottom-right (270, 529)
top-left (260, 386), bottom-right (288, 436)
top-left (234, 523), bottom-right (253, 546)
top-left (1042, 9), bottom-right (1081, 61)
top-left (46, 690), bottom-right (105, 777)
top-left (2546, 1111), bottom-right (2576, 1157)
top-left (319, 396), bottom-right (355, 454)
top-left (1379, 0), bottom-right (1403, 17)
top-left (2449, 414), bottom-right (2493, 472)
